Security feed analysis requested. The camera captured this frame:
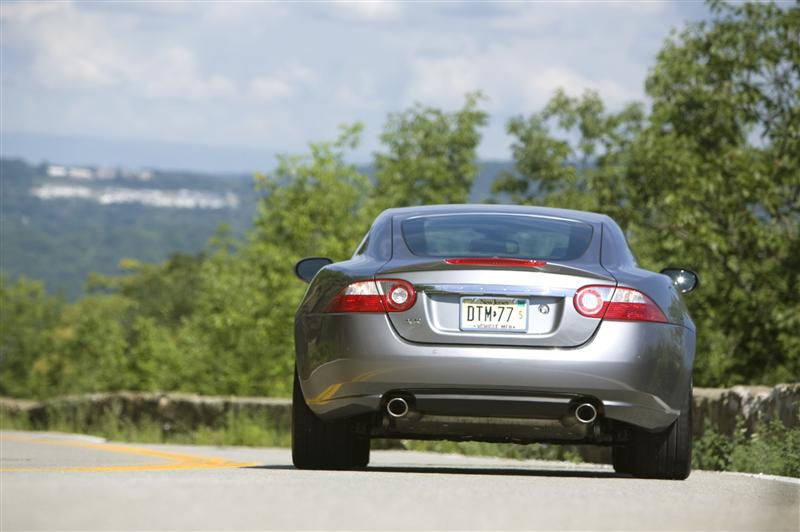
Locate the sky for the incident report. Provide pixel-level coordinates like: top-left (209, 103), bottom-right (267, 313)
top-left (1, 1), bottom-right (710, 173)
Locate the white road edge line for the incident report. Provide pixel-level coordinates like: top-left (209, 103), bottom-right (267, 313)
top-left (720, 471), bottom-right (800, 486)
top-left (31, 432), bottom-right (108, 444)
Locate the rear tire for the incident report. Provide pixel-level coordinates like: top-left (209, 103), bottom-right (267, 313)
top-left (616, 383), bottom-right (692, 480)
top-left (291, 369), bottom-right (370, 470)
top-left (612, 445), bottom-right (634, 475)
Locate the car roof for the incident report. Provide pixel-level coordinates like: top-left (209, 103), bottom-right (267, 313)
top-left (381, 204), bottom-right (613, 225)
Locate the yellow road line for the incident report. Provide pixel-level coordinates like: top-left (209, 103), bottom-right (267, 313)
top-left (0, 434), bottom-right (259, 473)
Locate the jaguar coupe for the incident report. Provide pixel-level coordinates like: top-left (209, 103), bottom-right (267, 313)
top-left (292, 205), bottom-right (698, 479)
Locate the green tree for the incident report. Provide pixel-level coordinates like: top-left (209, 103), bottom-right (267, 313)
top-left (125, 316), bottom-right (183, 392)
top-left (253, 123), bottom-right (372, 260)
top-left (373, 92), bottom-right (488, 211)
top-left (86, 252), bottom-right (205, 328)
top-left (493, 89), bottom-right (645, 224)
top-left (626, 1), bottom-right (799, 384)
top-left (41, 294), bottom-right (133, 395)
top-left (0, 277), bottom-right (63, 397)
top-left (494, 1), bottom-right (799, 386)
top-left (172, 124), bottom-right (373, 397)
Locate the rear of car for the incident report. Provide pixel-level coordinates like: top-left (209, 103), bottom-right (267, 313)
top-left (292, 205), bottom-right (696, 479)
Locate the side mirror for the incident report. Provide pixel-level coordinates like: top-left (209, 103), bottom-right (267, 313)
top-left (660, 268), bottom-right (699, 294)
top-left (295, 257), bottom-right (333, 283)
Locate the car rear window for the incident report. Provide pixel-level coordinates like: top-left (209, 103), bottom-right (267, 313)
top-left (401, 214), bottom-right (594, 261)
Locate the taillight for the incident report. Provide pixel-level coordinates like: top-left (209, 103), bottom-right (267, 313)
top-left (444, 258), bottom-right (547, 267)
top-left (326, 280), bottom-right (384, 313)
top-left (574, 285), bottom-right (614, 317)
top-left (573, 285), bottom-right (667, 323)
top-left (604, 288), bottom-right (668, 323)
top-left (326, 279), bottom-right (417, 313)
top-left (383, 281), bottom-right (415, 311)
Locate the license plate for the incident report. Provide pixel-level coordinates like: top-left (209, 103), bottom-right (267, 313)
top-left (459, 297), bottom-right (528, 332)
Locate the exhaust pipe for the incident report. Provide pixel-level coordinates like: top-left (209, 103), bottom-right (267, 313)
top-left (386, 397), bottom-right (409, 418)
top-left (574, 403), bottom-right (598, 424)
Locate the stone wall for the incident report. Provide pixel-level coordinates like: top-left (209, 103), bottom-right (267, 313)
top-left (692, 383), bottom-right (799, 436)
top-left (2, 384), bottom-right (798, 440)
top-left (0, 392), bottom-right (292, 435)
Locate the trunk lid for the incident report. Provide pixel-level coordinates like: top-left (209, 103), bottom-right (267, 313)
top-left (378, 259), bottom-right (615, 347)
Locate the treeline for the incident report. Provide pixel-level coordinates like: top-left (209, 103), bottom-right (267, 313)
top-left (2, 2), bottom-right (798, 398)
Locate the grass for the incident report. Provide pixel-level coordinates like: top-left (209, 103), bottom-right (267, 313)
top-left (0, 407), bottom-right (290, 448)
top-left (693, 419), bottom-right (800, 478)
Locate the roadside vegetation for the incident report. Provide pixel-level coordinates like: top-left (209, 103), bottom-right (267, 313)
top-left (3, 404), bottom-right (797, 477)
top-left (1, 406), bottom-right (290, 448)
top-left (1, 2), bottom-right (798, 474)
top-left (693, 420), bottom-right (800, 478)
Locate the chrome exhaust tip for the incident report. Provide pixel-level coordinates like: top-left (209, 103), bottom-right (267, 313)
top-left (575, 403), bottom-right (598, 424)
top-left (386, 397), bottom-right (409, 418)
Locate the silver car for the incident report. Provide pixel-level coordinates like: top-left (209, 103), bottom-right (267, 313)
top-left (292, 205), bottom-right (698, 479)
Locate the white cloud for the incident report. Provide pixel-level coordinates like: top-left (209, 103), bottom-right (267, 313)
top-left (248, 78), bottom-right (293, 101)
top-left (399, 2), bottom-right (684, 118)
top-left (18, 3), bottom-right (127, 89)
top-left (405, 46), bottom-right (636, 115)
top-left (7, 2), bottom-right (238, 101)
top-left (483, 2), bottom-right (672, 33)
top-left (329, 1), bottom-right (404, 22)
top-left (405, 55), bottom-right (478, 107)
top-left (139, 47), bottom-right (238, 100)
top-left (335, 71), bottom-right (383, 110)
top-left (0, 2), bottom-right (64, 23)
top-left (247, 64), bottom-right (317, 102)
top-left (521, 66), bottom-right (635, 109)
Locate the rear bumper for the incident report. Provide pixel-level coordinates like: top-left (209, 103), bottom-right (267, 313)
top-left (295, 314), bottom-right (695, 431)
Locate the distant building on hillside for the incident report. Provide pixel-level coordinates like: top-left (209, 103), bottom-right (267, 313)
top-left (30, 184), bottom-right (240, 210)
top-left (120, 168), bottom-right (153, 181)
top-left (46, 165), bottom-right (67, 177)
top-left (45, 162), bottom-right (154, 182)
top-left (95, 167), bottom-right (118, 180)
top-left (67, 167), bottom-right (94, 180)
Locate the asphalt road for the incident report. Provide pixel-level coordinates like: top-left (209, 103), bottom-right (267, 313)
top-left (2, 430), bottom-right (798, 531)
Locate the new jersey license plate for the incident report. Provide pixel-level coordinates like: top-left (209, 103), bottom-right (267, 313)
top-left (459, 297), bottom-right (528, 332)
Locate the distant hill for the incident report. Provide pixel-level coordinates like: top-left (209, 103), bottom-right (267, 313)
top-left (0, 158), bottom-right (514, 299)
top-left (1, 158), bottom-right (259, 299)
